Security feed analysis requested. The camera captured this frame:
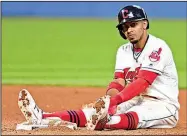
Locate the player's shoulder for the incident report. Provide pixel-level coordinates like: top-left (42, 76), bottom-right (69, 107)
top-left (117, 42), bottom-right (132, 53)
top-left (149, 34), bottom-right (172, 52)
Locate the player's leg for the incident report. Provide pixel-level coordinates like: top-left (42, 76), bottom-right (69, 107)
top-left (18, 89), bottom-right (94, 127)
top-left (105, 97), bottom-right (178, 129)
top-left (18, 89), bottom-right (111, 129)
top-left (105, 111), bottom-right (139, 130)
top-left (42, 110), bottom-right (87, 127)
top-left (43, 96), bottom-right (113, 129)
top-left (103, 97), bottom-right (141, 130)
top-left (87, 96), bottom-right (141, 130)
top-left (132, 98), bottom-right (179, 128)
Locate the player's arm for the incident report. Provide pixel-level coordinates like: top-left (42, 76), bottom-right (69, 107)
top-left (110, 46), bottom-right (169, 106)
top-left (110, 70), bottom-right (158, 106)
top-left (106, 78), bottom-right (125, 97)
top-left (106, 46), bottom-right (127, 97)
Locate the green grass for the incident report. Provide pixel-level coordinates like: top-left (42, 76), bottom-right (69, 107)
top-left (2, 18), bottom-right (186, 88)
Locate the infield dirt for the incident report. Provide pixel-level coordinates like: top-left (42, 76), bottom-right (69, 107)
top-left (2, 85), bottom-right (187, 135)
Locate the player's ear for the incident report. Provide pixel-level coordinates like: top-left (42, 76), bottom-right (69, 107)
top-left (143, 20), bottom-right (148, 30)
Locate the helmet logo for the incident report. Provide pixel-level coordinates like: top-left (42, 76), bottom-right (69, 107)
top-left (128, 12), bottom-right (134, 18)
top-left (121, 9), bottom-right (129, 19)
top-left (122, 10), bottom-right (134, 19)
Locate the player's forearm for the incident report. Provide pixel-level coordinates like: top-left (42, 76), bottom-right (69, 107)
top-left (113, 78), bottom-right (150, 105)
top-left (111, 70), bottom-right (158, 105)
top-left (106, 78), bottom-right (125, 97)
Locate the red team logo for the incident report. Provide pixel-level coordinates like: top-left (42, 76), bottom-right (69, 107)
top-left (149, 48), bottom-right (162, 62)
top-left (124, 67), bottom-right (141, 83)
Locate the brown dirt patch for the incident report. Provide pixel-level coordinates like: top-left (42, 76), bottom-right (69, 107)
top-left (2, 85), bottom-right (187, 135)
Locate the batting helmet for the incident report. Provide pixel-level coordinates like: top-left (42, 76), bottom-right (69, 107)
top-left (116, 5), bottom-right (149, 39)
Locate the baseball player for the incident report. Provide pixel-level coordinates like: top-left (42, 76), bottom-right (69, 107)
top-left (18, 5), bottom-right (180, 131)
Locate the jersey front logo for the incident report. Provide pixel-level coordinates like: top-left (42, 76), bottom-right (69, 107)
top-left (149, 48), bottom-right (162, 62)
top-left (124, 66), bottom-right (141, 83)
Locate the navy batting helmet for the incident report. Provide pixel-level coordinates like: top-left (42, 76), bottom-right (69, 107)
top-left (116, 5), bottom-right (149, 39)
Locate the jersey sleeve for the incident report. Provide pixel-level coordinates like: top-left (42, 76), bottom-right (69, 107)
top-left (114, 46), bottom-right (127, 79)
top-left (141, 43), bottom-right (172, 75)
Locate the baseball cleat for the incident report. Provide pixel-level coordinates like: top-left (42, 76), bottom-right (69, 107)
top-left (85, 95), bottom-right (110, 130)
top-left (18, 89), bottom-right (43, 125)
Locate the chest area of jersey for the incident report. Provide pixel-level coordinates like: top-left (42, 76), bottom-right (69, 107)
top-left (122, 48), bottom-right (147, 83)
top-left (124, 62), bottom-right (142, 83)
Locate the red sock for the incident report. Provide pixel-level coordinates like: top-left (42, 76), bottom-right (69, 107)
top-left (105, 112), bottom-right (139, 130)
top-left (42, 109), bottom-right (86, 127)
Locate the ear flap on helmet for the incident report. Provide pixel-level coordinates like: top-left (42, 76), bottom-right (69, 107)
top-left (119, 30), bottom-right (127, 40)
top-left (146, 20), bottom-right (149, 29)
top-left (117, 25), bottom-right (127, 40)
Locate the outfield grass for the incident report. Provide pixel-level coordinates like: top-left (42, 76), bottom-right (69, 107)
top-left (2, 18), bottom-right (186, 88)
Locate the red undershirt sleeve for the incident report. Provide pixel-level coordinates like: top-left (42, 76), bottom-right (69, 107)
top-left (136, 70), bottom-right (158, 85)
top-left (114, 72), bottom-right (125, 79)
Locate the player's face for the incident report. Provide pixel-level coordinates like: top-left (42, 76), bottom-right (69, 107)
top-left (122, 20), bottom-right (147, 44)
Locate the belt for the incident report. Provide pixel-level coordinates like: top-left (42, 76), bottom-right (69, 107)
top-left (142, 95), bottom-right (158, 99)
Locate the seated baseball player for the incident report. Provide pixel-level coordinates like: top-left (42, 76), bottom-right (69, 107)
top-left (18, 5), bottom-right (180, 131)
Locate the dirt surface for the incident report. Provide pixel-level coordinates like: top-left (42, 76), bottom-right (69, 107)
top-left (2, 85), bottom-right (187, 135)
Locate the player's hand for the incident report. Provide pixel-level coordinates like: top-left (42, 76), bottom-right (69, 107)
top-left (108, 97), bottom-right (118, 115)
top-left (108, 95), bottom-right (123, 115)
top-left (108, 105), bottom-right (117, 115)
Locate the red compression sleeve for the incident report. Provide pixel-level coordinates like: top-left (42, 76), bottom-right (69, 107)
top-left (137, 70), bottom-right (158, 84)
top-left (112, 70), bottom-right (158, 105)
top-left (106, 81), bottom-right (124, 93)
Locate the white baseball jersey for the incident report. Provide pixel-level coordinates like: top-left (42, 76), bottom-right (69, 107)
top-left (115, 34), bottom-right (180, 109)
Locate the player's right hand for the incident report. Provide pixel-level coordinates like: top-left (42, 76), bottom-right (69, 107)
top-left (108, 97), bottom-right (118, 115)
top-left (108, 105), bottom-right (117, 115)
